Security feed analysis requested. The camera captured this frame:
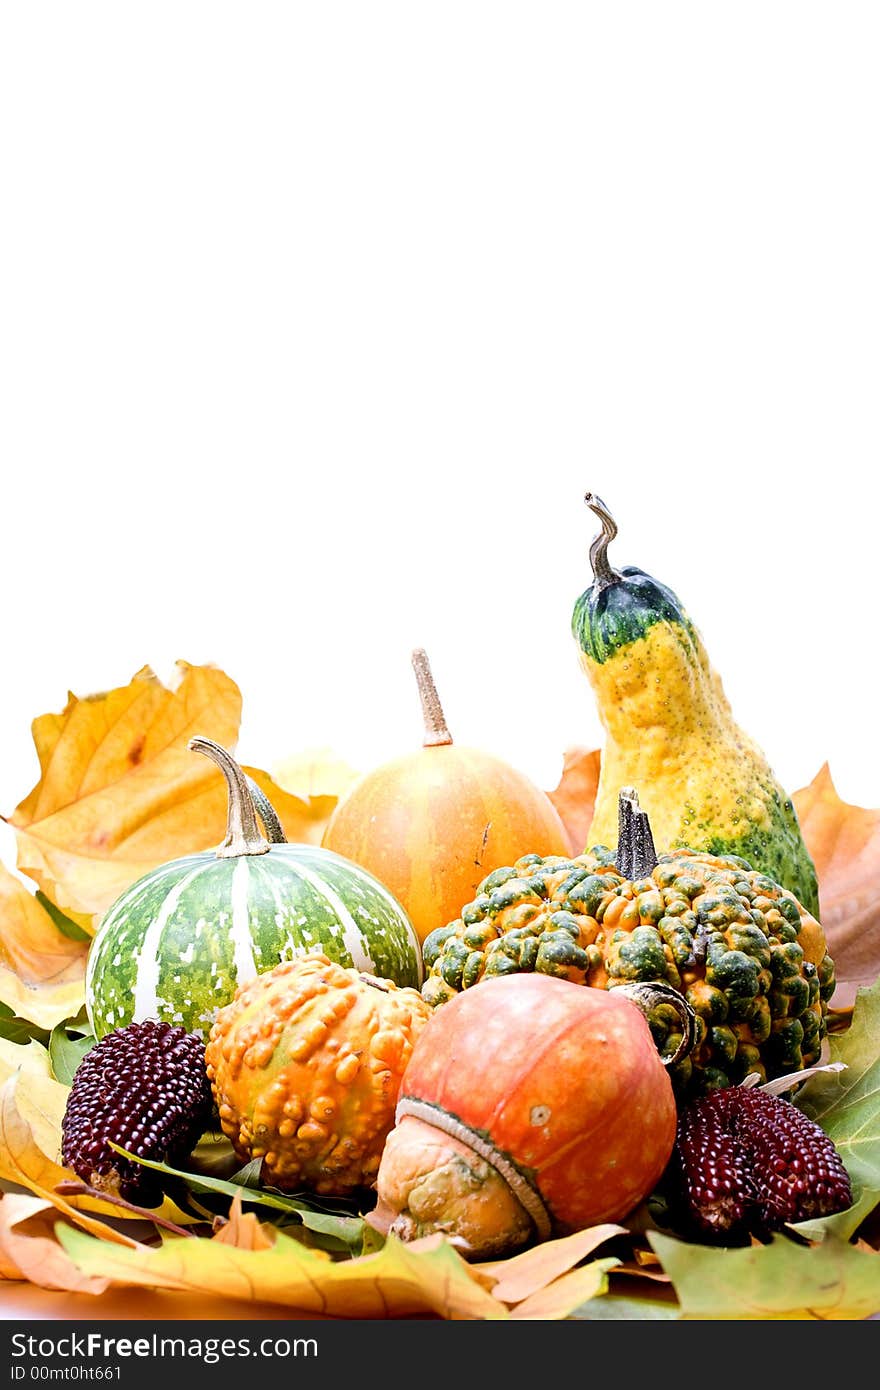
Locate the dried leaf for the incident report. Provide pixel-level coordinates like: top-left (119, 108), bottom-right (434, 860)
top-left (794, 764), bottom-right (880, 1008)
top-left (611, 1261), bottom-right (670, 1282)
top-left (0, 1193), bottom-right (110, 1293)
top-left (757, 1062), bottom-right (846, 1096)
top-left (0, 1036), bottom-right (51, 1088)
top-left (509, 1257), bottom-right (619, 1319)
top-left (6, 663), bottom-right (242, 920)
top-left (56, 1225), bottom-right (507, 1319)
top-left (546, 747), bottom-right (601, 856)
top-left (0, 863), bottom-right (88, 1028)
top-left (5, 663), bottom-right (328, 929)
top-left (212, 1192), bottom-right (276, 1251)
top-left (649, 1230), bottom-right (880, 1319)
top-left (475, 1224), bottom-right (628, 1304)
top-left (240, 765), bottom-right (333, 847)
top-left (272, 745), bottom-right (360, 833)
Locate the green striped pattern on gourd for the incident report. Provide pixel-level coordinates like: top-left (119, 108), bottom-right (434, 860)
top-left (85, 844), bottom-right (423, 1040)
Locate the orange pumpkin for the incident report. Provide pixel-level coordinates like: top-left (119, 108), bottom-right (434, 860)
top-left (373, 972), bottom-right (687, 1258)
top-left (321, 649), bottom-right (571, 946)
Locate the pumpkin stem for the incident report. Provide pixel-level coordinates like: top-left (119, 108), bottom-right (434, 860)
top-left (188, 737), bottom-right (272, 858)
top-left (615, 787), bottom-right (658, 879)
top-left (412, 648), bottom-right (453, 748)
top-left (245, 776), bottom-right (288, 844)
top-left (585, 492), bottom-right (621, 591)
top-left (614, 981), bottom-right (698, 1068)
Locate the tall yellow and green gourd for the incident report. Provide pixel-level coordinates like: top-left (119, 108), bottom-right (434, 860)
top-left (572, 493), bottom-right (819, 917)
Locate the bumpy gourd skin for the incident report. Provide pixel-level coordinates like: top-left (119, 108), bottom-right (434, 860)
top-left (572, 548), bottom-right (820, 919)
top-left (421, 849), bottom-right (835, 1098)
top-left (206, 953), bottom-right (431, 1194)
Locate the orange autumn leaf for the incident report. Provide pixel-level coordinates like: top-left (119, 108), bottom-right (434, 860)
top-left (475, 1223), bottom-right (628, 1304)
top-left (508, 1257), bottom-right (619, 1319)
top-left (212, 1192), bottom-right (276, 1252)
top-left (546, 746), bottom-right (601, 856)
top-left (0, 864), bottom-right (88, 1028)
top-left (0, 1193), bottom-right (110, 1293)
top-left (794, 764), bottom-right (880, 1008)
top-left (4, 662), bottom-right (334, 929)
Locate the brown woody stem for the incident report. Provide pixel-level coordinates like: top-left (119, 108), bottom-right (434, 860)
top-left (188, 737), bottom-right (271, 859)
top-left (412, 648), bottom-right (453, 747)
top-left (585, 492), bottom-right (621, 591)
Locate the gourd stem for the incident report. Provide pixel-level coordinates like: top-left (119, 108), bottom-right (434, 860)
top-left (585, 492), bottom-right (621, 591)
top-left (412, 648), bottom-right (453, 748)
top-left (616, 787), bottom-right (658, 879)
top-left (188, 737), bottom-right (271, 858)
top-left (614, 981), bottom-right (698, 1068)
top-left (246, 776), bottom-right (288, 844)
top-left (609, 788), bottom-right (698, 1067)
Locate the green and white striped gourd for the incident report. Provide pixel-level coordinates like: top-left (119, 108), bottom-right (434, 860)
top-left (85, 737), bottom-right (423, 1040)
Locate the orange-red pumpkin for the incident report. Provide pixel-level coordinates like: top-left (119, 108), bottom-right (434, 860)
top-left (373, 972), bottom-right (683, 1258)
top-left (321, 649), bottom-right (571, 946)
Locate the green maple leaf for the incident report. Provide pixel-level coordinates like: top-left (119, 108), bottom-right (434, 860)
top-left (649, 1231), bottom-right (880, 1320)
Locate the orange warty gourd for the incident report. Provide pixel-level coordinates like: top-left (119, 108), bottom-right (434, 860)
top-left (205, 953), bottom-right (432, 1195)
top-left (321, 649), bottom-right (571, 946)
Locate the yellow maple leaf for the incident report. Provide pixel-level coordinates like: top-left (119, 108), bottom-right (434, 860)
top-left (0, 863), bottom-right (88, 1028)
top-left (55, 1225), bottom-right (508, 1319)
top-left (0, 1036), bottom-right (51, 1088)
top-left (4, 662), bottom-right (329, 930)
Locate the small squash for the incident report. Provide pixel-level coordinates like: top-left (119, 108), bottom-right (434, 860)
top-left (85, 738), bottom-right (423, 1040)
top-left (572, 493), bottom-right (819, 916)
top-left (373, 970), bottom-right (693, 1258)
top-left (322, 648), bottom-right (571, 945)
top-left (206, 952), bottom-right (432, 1195)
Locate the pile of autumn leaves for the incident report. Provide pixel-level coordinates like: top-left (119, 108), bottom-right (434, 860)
top-left (1, 661), bottom-right (879, 1320)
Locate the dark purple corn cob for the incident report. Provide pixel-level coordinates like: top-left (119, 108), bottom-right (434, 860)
top-left (61, 1020), bottom-right (213, 1205)
top-left (673, 1084), bottom-right (852, 1243)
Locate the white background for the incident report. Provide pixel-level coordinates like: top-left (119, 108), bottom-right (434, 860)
top-left (1, 2), bottom-right (878, 864)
